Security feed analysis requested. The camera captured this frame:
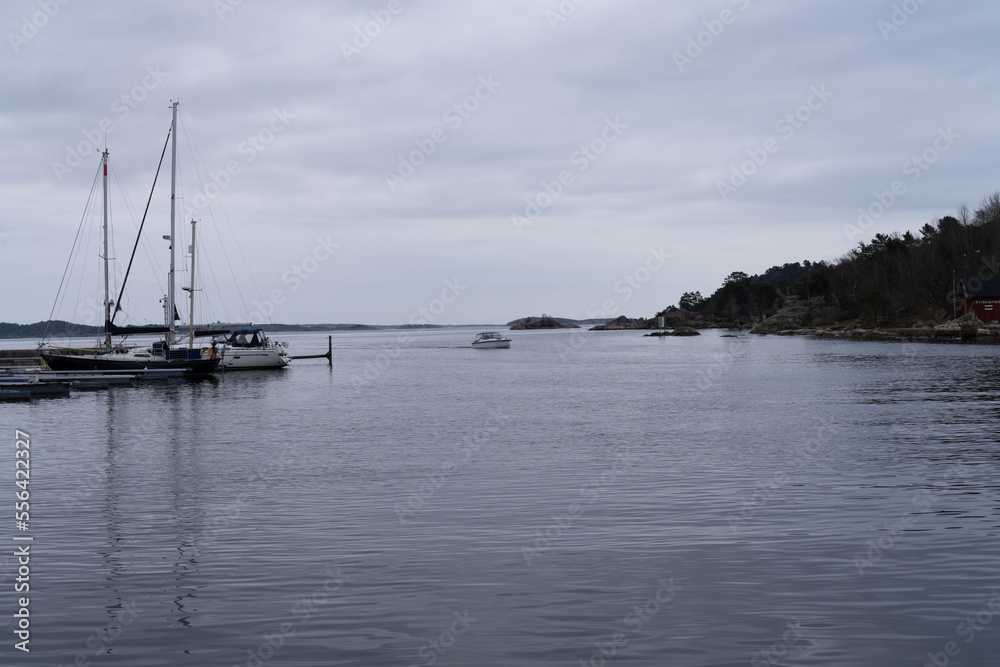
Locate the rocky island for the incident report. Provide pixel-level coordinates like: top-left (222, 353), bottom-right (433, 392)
top-left (509, 316), bottom-right (581, 330)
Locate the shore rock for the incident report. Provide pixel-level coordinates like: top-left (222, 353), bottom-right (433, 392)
top-left (645, 327), bottom-right (701, 337)
top-left (750, 296), bottom-right (842, 334)
top-left (589, 315), bottom-right (652, 330)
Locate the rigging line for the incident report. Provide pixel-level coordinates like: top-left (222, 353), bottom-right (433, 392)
top-left (66, 197), bottom-right (97, 342)
top-left (194, 226), bottom-right (223, 325)
top-left (202, 229), bottom-right (232, 323)
top-left (49, 173), bottom-right (93, 334)
top-left (108, 162), bottom-right (160, 323)
top-left (201, 235), bottom-right (232, 323)
top-left (109, 156), bottom-right (164, 292)
top-left (207, 183), bottom-right (257, 321)
top-left (179, 111), bottom-right (254, 320)
top-left (112, 128), bottom-right (171, 323)
top-left (44, 159), bottom-right (103, 341)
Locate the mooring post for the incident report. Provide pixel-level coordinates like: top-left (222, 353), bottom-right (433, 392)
top-left (327, 335), bottom-right (332, 367)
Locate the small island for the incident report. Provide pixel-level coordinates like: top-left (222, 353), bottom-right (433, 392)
top-left (508, 316), bottom-right (581, 330)
top-left (645, 327), bottom-right (700, 337)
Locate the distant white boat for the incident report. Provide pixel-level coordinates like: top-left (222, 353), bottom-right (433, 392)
top-left (472, 331), bottom-right (511, 349)
top-left (216, 328), bottom-right (291, 369)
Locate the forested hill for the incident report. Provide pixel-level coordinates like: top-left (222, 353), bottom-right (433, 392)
top-left (0, 320), bottom-right (102, 339)
top-left (670, 191), bottom-right (1000, 327)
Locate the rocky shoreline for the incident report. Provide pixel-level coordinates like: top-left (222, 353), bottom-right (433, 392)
top-left (586, 297), bottom-right (1000, 343)
top-left (753, 325), bottom-right (1000, 342)
top-left (744, 295), bottom-right (999, 342)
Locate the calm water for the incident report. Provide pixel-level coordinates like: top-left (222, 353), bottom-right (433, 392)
top-left (2, 328), bottom-right (999, 666)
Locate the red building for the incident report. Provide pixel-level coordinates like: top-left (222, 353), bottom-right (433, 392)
top-left (966, 277), bottom-right (1000, 323)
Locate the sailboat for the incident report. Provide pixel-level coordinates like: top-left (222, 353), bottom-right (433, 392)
top-left (41, 102), bottom-right (222, 374)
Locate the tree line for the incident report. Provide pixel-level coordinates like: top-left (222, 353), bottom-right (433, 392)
top-left (668, 191), bottom-right (1000, 327)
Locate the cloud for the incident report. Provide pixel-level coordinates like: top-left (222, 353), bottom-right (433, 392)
top-left (2, 0), bottom-right (999, 324)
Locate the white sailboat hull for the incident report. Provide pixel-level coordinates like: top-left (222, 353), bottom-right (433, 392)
top-left (219, 347), bottom-right (291, 369)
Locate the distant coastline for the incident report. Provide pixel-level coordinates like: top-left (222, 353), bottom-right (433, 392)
top-left (0, 318), bottom-right (613, 340)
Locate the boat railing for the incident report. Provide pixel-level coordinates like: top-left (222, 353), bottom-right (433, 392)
top-left (0, 357), bottom-right (43, 368)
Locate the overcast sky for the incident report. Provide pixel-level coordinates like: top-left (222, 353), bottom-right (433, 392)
top-left (2, 0), bottom-right (998, 326)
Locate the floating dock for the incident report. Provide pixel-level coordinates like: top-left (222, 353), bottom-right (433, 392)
top-left (0, 368), bottom-right (190, 401)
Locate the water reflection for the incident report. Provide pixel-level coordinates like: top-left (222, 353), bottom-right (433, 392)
top-left (98, 377), bottom-right (228, 637)
top-left (23, 331), bottom-right (1000, 666)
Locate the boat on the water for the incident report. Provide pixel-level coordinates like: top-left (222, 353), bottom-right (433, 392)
top-left (216, 328), bottom-right (291, 369)
top-left (40, 102), bottom-right (221, 374)
top-left (41, 341), bottom-right (220, 373)
top-left (471, 331), bottom-right (511, 349)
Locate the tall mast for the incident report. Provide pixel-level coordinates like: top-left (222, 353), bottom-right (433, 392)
top-left (102, 149), bottom-right (111, 349)
top-left (166, 100), bottom-right (178, 346)
top-left (188, 219), bottom-right (197, 348)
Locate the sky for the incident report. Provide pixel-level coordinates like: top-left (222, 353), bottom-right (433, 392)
top-left (1, 0), bottom-right (999, 326)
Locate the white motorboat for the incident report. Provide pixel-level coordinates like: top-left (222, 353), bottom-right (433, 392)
top-left (216, 328), bottom-right (291, 369)
top-left (471, 331), bottom-right (511, 349)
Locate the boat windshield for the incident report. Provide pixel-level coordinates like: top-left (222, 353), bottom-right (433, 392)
top-left (476, 332), bottom-right (503, 340)
top-left (228, 329), bottom-right (265, 347)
